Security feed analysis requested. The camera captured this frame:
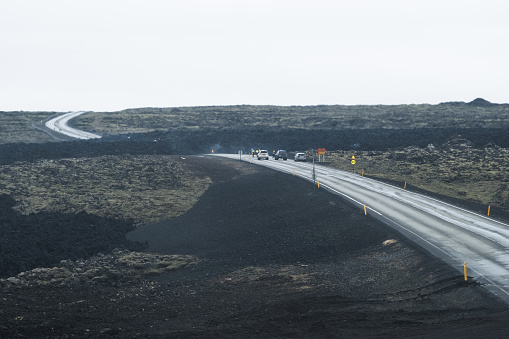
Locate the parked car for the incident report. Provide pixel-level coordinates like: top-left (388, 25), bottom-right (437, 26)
top-left (257, 150), bottom-right (269, 160)
top-left (274, 150), bottom-right (287, 160)
top-left (294, 153), bottom-right (306, 162)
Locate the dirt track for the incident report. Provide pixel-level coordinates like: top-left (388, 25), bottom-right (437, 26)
top-left (2, 156), bottom-right (509, 338)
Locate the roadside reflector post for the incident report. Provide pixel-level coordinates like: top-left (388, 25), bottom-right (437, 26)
top-left (364, 204), bottom-right (367, 215)
top-left (317, 181), bottom-right (320, 189)
top-left (312, 160), bottom-right (316, 187)
top-left (362, 170), bottom-right (364, 176)
top-left (488, 206), bottom-right (491, 216)
top-left (404, 182), bottom-right (407, 189)
top-left (293, 170), bottom-right (295, 176)
top-left (464, 262), bottom-right (467, 281)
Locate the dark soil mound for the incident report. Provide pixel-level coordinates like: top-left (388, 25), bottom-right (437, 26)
top-left (467, 98), bottom-right (494, 106)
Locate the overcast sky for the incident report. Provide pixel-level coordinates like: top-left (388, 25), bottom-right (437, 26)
top-left (1, 0), bottom-right (507, 112)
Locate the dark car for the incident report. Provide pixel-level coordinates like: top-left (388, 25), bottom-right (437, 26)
top-left (274, 150), bottom-right (287, 160)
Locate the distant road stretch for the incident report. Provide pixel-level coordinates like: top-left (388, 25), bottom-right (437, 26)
top-left (212, 153), bottom-right (509, 304)
top-left (45, 111), bottom-right (101, 140)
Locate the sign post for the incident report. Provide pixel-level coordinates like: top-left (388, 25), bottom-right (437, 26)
top-left (318, 148), bottom-right (326, 162)
top-left (350, 155), bottom-right (356, 172)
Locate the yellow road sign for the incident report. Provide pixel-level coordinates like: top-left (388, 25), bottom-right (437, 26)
top-left (351, 159), bottom-right (356, 165)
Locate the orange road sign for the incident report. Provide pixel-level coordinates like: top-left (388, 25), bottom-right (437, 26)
top-left (318, 148), bottom-right (326, 155)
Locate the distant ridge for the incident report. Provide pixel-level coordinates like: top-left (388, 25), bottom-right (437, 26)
top-left (467, 98), bottom-right (493, 106)
top-left (439, 101), bottom-right (465, 106)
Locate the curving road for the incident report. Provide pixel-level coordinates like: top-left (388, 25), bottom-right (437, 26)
top-left (213, 153), bottom-right (509, 304)
top-left (45, 111), bottom-right (101, 140)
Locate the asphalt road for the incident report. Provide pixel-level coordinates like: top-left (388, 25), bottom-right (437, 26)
top-left (213, 153), bottom-right (509, 304)
top-left (45, 111), bottom-right (101, 140)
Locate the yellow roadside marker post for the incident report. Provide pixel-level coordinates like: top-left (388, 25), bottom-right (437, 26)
top-left (364, 204), bottom-right (367, 215)
top-left (488, 206), bottom-right (491, 216)
top-left (312, 159), bottom-right (316, 187)
top-left (317, 181), bottom-right (320, 189)
top-left (464, 262), bottom-right (467, 281)
top-left (404, 182), bottom-right (407, 189)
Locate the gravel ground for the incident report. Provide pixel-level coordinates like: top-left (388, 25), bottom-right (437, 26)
top-left (1, 156), bottom-right (509, 338)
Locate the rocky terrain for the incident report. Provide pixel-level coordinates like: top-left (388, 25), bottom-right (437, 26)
top-left (0, 110), bottom-right (60, 144)
top-left (71, 100), bottom-right (509, 134)
top-left (0, 155), bottom-right (211, 226)
top-left (326, 136), bottom-right (509, 216)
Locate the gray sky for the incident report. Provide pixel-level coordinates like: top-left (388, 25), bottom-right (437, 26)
top-left (1, 0), bottom-right (507, 112)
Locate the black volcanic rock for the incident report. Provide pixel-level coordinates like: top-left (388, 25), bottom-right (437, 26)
top-left (0, 194), bottom-right (145, 278)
